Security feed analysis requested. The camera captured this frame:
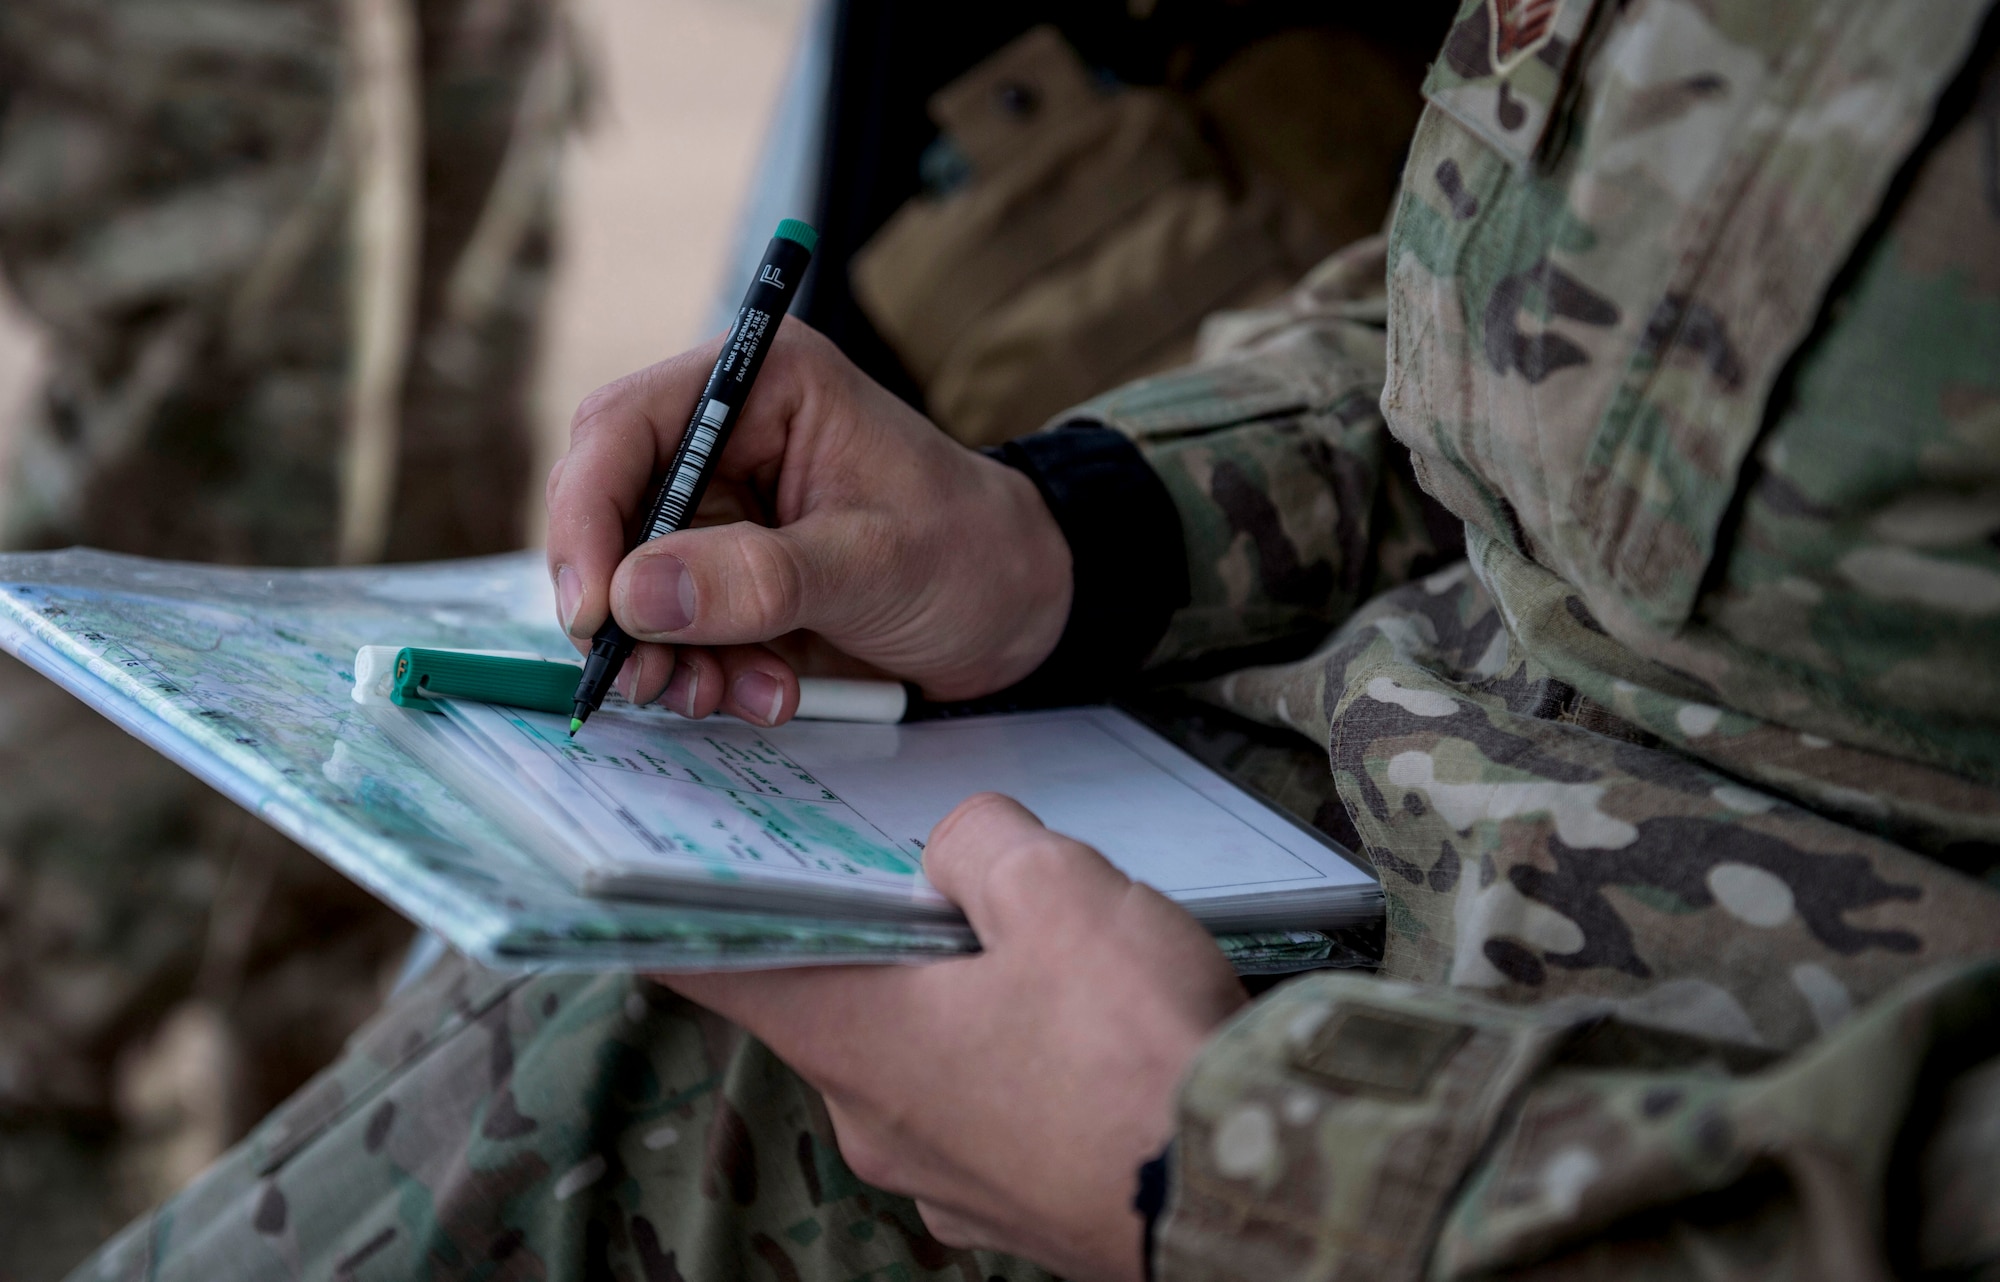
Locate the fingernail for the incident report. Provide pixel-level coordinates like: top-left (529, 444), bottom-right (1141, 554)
top-left (664, 665), bottom-right (699, 718)
top-left (615, 653), bottom-right (641, 703)
top-left (555, 564), bottom-right (584, 636)
top-left (627, 554), bottom-right (696, 634)
top-left (733, 672), bottom-right (783, 726)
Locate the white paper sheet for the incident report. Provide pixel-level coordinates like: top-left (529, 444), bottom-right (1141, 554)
top-left (406, 700), bottom-right (1377, 930)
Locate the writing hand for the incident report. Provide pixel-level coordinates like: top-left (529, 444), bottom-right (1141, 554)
top-left (545, 321), bottom-right (1071, 724)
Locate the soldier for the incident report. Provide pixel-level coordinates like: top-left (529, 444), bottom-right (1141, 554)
top-left (0, 0), bottom-right (577, 1268)
top-left (70, 0), bottom-right (2000, 1279)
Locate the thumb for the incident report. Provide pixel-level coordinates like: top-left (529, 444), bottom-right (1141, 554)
top-left (609, 512), bottom-right (849, 645)
top-left (921, 793), bottom-right (1133, 945)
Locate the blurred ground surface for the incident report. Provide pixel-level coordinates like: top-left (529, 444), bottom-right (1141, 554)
top-left (0, 1), bottom-right (801, 1276)
top-left (528, 0), bottom-right (804, 539)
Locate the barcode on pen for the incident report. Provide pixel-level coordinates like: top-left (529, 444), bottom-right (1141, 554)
top-left (649, 398), bottom-right (729, 536)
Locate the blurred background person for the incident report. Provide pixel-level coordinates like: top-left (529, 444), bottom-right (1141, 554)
top-left (0, 0), bottom-right (668, 1270)
top-left (0, 0), bottom-right (579, 1266)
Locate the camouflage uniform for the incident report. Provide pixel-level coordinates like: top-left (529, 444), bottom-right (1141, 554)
top-left (0, 0), bottom-right (577, 563)
top-left (1135, 0), bottom-right (2000, 1273)
top-left (0, 1), bottom-right (576, 1272)
top-left (69, 0), bottom-right (2000, 1279)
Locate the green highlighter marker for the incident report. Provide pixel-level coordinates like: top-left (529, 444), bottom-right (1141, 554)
top-left (386, 648), bottom-right (582, 715)
top-left (354, 646), bottom-right (910, 723)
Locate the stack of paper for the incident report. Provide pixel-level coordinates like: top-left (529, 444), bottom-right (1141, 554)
top-left (0, 549), bottom-right (1379, 971)
top-left (378, 696), bottom-right (1376, 931)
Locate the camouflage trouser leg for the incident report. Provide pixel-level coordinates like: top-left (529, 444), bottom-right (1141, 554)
top-left (69, 954), bottom-right (1057, 1282)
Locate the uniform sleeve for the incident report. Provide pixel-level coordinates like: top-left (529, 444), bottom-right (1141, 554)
top-left (1049, 242), bottom-right (1463, 673)
top-left (1158, 959), bottom-right (2000, 1282)
top-left (984, 237), bottom-right (1462, 703)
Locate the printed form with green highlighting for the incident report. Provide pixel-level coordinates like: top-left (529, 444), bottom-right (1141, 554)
top-left (0, 549), bottom-right (1377, 971)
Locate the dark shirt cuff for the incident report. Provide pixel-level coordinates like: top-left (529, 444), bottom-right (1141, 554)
top-left (970, 425), bottom-right (1188, 709)
top-left (1134, 1141), bottom-right (1174, 1282)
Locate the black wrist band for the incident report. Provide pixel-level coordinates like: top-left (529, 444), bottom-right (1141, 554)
top-left (1134, 1141), bottom-right (1174, 1281)
top-left (976, 425), bottom-right (1189, 708)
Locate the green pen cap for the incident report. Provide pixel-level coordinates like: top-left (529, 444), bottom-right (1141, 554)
top-left (390, 648), bottom-right (582, 715)
top-left (773, 219), bottom-right (819, 253)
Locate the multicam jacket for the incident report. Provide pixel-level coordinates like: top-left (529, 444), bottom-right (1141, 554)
top-left (52, 2), bottom-right (2000, 1280)
top-left (1058, 0), bottom-right (2000, 1276)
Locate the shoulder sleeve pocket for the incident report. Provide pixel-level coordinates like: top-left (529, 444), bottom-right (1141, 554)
top-left (1420, 0), bottom-right (1603, 168)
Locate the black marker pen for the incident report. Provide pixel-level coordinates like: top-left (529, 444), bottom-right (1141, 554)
top-left (569, 219), bottom-right (817, 735)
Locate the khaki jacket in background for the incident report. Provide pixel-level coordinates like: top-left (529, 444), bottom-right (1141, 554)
top-left (851, 24), bottom-right (1422, 447)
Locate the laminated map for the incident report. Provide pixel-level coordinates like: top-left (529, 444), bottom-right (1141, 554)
top-left (0, 549), bottom-right (1365, 972)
